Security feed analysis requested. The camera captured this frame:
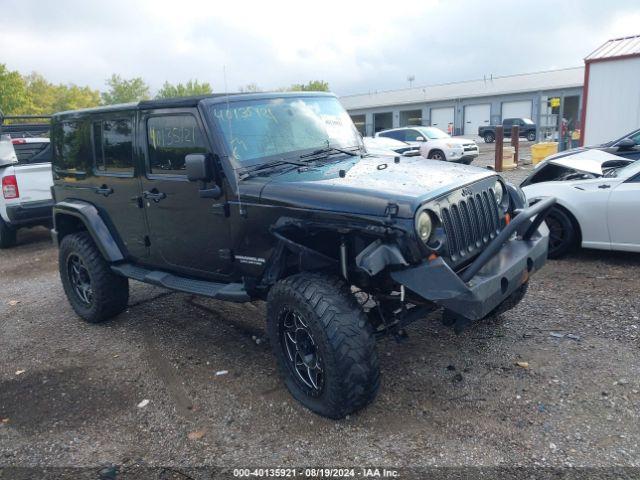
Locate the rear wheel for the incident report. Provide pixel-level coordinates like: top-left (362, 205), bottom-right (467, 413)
top-left (484, 132), bottom-right (495, 143)
top-left (0, 218), bottom-right (17, 249)
top-left (59, 231), bottom-right (129, 323)
top-left (428, 149), bottom-right (446, 161)
top-left (545, 207), bottom-right (577, 258)
top-left (267, 273), bottom-right (379, 419)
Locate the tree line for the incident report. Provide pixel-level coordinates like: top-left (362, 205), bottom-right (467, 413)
top-left (0, 64), bottom-right (330, 116)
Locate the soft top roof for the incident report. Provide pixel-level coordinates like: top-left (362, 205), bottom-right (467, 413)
top-left (53, 91), bottom-right (335, 119)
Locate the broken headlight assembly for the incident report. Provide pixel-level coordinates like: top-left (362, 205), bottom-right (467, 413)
top-left (416, 210), bottom-right (433, 243)
top-left (493, 179), bottom-right (510, 212)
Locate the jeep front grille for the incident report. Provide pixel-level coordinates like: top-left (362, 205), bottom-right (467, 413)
top-left (441, 189), bottom-right (501, 262)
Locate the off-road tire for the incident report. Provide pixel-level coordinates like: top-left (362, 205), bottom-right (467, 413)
top-left (267, 273), bottom-right (380, 419)
top-left (0, 218), bottom-right (17, 249)
top-left (484, 132), bottom-right (495, 143)
top-left (428, 149), bottom-right (446, 161)
top-left (545, 207), bottom-right (577, 259)
top-left (59, 231), bottom-right (129, 323)
top-left (527, 131), bottom-right (537, 142)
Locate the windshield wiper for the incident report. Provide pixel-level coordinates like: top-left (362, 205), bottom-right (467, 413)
top-left (238, 158), bottom-right (306, 180)
top-left (299, 146), bottom-right (360, 160)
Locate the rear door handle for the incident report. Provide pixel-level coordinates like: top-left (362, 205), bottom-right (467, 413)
top-left (598, 184), bottom-right (611, 189)
top-left (143, 189), bottom-right (167, 202)
top-left (95, 185), bottom-right (114, 196)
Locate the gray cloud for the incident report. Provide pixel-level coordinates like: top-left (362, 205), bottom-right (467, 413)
top-left (1, 0), bottom-right (639, 96)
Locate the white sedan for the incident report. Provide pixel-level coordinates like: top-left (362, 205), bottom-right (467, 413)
top-left (375, 126), bottom-right (479, 164)
top-left (521, 149), bottom-right (640, 258)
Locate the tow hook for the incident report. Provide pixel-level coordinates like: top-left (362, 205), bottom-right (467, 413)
top-left (442, 309), bottom-right (471, 335)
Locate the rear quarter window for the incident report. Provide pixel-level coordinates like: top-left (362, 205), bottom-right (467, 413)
top-left (52, 120), bottom-right (91, 178)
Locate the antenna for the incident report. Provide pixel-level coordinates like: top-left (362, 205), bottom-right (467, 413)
top-left (223, 65), bottom-right (245, 217)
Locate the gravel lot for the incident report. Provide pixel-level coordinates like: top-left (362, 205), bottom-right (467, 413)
top-left (1, 147), bottom-right (639, 478)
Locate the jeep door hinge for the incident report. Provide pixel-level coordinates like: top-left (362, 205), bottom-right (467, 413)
top-left (144, 235), bottom-right (151, 247)
top-left (212, 202), bottom-right (230, 217)
top-left (131, 196), bottom-right (143, 208)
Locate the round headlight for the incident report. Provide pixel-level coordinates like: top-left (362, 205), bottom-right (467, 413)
top-left (416, 211), bottom-right (433, 242)
top-left (493, 179), bottom-right (505, 205)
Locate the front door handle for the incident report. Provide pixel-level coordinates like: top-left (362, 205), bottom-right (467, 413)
top-left (143, 189), bottom-right (167, 202)
top-left (95, 185), bottom-right (114, 196)
top-left (598, 184), bottom-right (611, 189)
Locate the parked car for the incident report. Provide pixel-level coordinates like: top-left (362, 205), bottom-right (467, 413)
top-left (0, 116), bottom-right (53, 248)
top-left (521, 149), bottom-right (639, 258)
top-left (479, 118), bottom-right (537, 143)
top-left (363, 136), bottom-right (421, 157)
top-left (51, 92), bottom-right (553, 419)
top-left (376, 126), bottom-right (479, 164)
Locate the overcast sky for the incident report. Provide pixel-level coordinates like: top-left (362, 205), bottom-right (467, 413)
top-left (2, 0), bottom-right (639, 96)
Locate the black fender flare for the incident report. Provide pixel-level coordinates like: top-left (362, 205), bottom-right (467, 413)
top-left (52, 200), bottom-right (124, 262)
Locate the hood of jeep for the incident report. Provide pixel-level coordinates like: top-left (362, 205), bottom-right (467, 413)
top-left (255, 156), bottom-right (495, 218)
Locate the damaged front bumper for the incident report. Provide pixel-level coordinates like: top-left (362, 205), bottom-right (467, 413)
top-left (390, 197), bottom-right (556, 321)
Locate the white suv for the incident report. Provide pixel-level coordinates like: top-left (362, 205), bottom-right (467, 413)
top-left (0, 134), bottom-right (53, 247)
top-left (376, 126), bottom-right (479, 164)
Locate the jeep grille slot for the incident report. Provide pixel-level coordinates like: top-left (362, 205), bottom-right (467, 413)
top-left (441, 188), bottom-right (502, 262)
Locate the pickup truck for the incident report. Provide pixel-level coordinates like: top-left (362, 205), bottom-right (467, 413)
top-left (478, 118), bottom-right (537, 143)
top-left (0, 114), bottom-right (53, 248)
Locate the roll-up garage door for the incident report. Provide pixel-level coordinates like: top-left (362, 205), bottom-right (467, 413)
top-left (430, 107), bottom-right (455, 134)
top-left (463, 104), bottom-right (491, 135)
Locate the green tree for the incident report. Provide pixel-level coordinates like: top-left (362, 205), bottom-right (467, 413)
top-left (53, 84), bottom-right (101, 112)
top-left (23, 73), bottom-right (100, 114)
top-left (101, 74), bottom-right (150, 105)
top-left (239, 83), bottom-right (261, 93)
top-left (23, 72), bottom-right (56, 115)
top-left (289, 80), bottom-right (330, 92)
top-left (156, 79), bottom-right (213, 99)
top-left (0, 64), bottom-right (28, 115)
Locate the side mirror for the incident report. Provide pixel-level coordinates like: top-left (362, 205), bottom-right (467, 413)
top-left (185, 153), bottom-right (222, 199)
top-left (185, 153), bottom-right (212, 182)
top-left (416, 136), bottom-right (425, 142)
top-left (617, 138), bottom-right (635, 150)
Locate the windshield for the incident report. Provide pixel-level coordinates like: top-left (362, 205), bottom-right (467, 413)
top-left (522, 118), bottom-right (534, 125)
top-left (208, 96), bottom-right (361, 167)
top-left (418, 127), bottom-right (450, 140)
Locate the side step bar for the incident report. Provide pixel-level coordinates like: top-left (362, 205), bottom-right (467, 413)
top-left (111, 264), bottom-right (250, 302)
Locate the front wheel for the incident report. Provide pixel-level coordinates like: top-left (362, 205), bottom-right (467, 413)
top-left (484, 132), bottom-right (495, 143)
top-left (59, 231), bottom-right (129, 323)
top-left (267, 273), bottom-right (380, 419)
top-left (527, 131), bottom-right (537, 142)
top-left (545, 207), bottom-right (577, 258)
top-left (428, 149), bottom-right (446, 161)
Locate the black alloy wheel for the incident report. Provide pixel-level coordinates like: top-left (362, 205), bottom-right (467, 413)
top-left (280, 308), bottom-right (324, 394)
top-left (67, 253), bottom-right (93, 305)
top-left (545, 207), bottom-right (576, 259)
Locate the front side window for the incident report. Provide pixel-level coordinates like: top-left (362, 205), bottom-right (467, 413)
top-left (93, 119), bottom-right (133, 174)
top-left (206, 96), bottom-right (361, 167)
top-left (147, 115), bottom-right (207, 175)
top-left (404, 129), bottom-right (422, 142)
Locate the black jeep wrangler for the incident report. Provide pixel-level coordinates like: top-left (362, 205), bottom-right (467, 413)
top-left (51, 92), bottom-right (555, 418)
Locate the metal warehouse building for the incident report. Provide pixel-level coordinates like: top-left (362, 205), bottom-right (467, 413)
top-left (580, 34), bottom-right (640, 145)
top-left (341, 67), bottom-right (584, 139)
